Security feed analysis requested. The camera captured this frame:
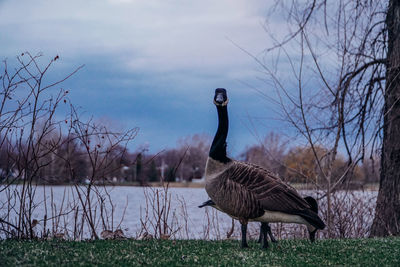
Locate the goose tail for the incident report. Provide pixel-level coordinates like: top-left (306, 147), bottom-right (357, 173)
top-left (297, 196), bottom-right (325, 230)
top-left (295, 209), bottom-right (326, 230)
top-left (304, 196), bottom-right (318, 213)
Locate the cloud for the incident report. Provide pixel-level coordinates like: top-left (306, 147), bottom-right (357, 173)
top-left (0, 0), bottom-right (284, 154)
top-left (0, 0), bottom-right (272, 75)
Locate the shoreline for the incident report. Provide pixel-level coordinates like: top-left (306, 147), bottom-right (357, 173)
top-left (0, 181), bottom-right (379, 191)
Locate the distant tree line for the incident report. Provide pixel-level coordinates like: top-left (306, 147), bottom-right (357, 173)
top-left (240, 133), bottom-right (380, 187)
top-left (1, 131), bottom-right (379, 186)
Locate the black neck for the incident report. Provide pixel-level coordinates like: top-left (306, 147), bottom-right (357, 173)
top-left (209, 105), bottom-right (230, 163)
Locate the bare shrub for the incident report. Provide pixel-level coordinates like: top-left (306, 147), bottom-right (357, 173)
top-left (318, 191), bottom-right (377, 238)
top-left (262, 190), bottom-right (377, 240)
top-left (138, 182), bottom-right (190, 240)
top-left (0, 53), bottom-right (137, 240)
top-left (201, 207), bottom-right (223, 240)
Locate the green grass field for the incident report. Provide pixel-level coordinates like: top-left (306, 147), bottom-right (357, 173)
top-left (1, 238), bottom-right (399, 266)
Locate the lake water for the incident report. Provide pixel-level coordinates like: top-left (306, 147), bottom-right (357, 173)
top-left (0, 185), bottom-right (378, 240)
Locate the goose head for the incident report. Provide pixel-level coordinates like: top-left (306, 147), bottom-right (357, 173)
top-left (214, 88), bottom-right (229, 106)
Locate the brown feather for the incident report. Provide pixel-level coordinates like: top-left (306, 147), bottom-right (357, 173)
top-left (205, 160), bottom-right (311, 220)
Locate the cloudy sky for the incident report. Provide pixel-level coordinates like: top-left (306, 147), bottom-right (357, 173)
top-left (0, 0), bottom-right (289, 155)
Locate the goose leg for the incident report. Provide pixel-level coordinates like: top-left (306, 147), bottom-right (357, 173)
top-left (266, 223), bottom-right (277, 243)
top-left (309, 229), bottom-right (317, 242)
top-left (240, 221), bottom-right (249, 248)
top-left (260, 222), bottom-right (269, 248)
top-left (258, 223), bottom-right (277, 244)
top-left (257, 222), bottom-right (263, 243)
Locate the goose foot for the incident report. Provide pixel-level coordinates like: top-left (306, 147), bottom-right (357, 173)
top-left (241, 242), bottom-right (249, 248)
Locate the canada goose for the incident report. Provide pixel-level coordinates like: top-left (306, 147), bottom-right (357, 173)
top-left (199, 199), bottom-right (278, 245)
top-left (204, 88), bottom-right (325, 248)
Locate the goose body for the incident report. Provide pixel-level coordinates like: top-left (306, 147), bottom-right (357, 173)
top-left (205, 88), bottom-right (325, 248)
top-left (205, 158), bottom-right (323, 230)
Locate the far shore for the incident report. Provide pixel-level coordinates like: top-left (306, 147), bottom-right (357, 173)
top-left (0, 181), bottom-right (379, 191)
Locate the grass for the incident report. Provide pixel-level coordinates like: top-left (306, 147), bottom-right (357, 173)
top-left (0, 238), bottom-right (399, 266)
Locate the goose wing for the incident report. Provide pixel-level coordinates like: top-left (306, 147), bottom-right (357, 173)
top-left (225, 161), bottom-right (311, 213)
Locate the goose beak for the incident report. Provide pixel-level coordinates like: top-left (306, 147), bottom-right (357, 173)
top-left (215, 93), bottom-right (224, 104)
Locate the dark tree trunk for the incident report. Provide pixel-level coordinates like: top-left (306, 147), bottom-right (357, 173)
top-left (370, 0), bottom-right (400, 237)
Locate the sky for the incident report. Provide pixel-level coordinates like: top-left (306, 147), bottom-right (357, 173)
top-left (0, 0), bottom-right (289, 155)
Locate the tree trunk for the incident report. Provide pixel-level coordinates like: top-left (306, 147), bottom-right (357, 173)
top-left (370, 0), bottom-right (400, 237)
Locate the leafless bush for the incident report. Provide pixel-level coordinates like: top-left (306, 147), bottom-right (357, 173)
top-left (319, 191), bottom-right (377, 238)
top-left (0, 53), bottom-right (137, 240)
top-left (201, 207), bottom-right (223, 240)
top-left (176, 195), bottom-right (190, 239)
top-left (259, 190), bottom-right (377, 240)
top-left (138, 182), bottom-right (191, 240)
